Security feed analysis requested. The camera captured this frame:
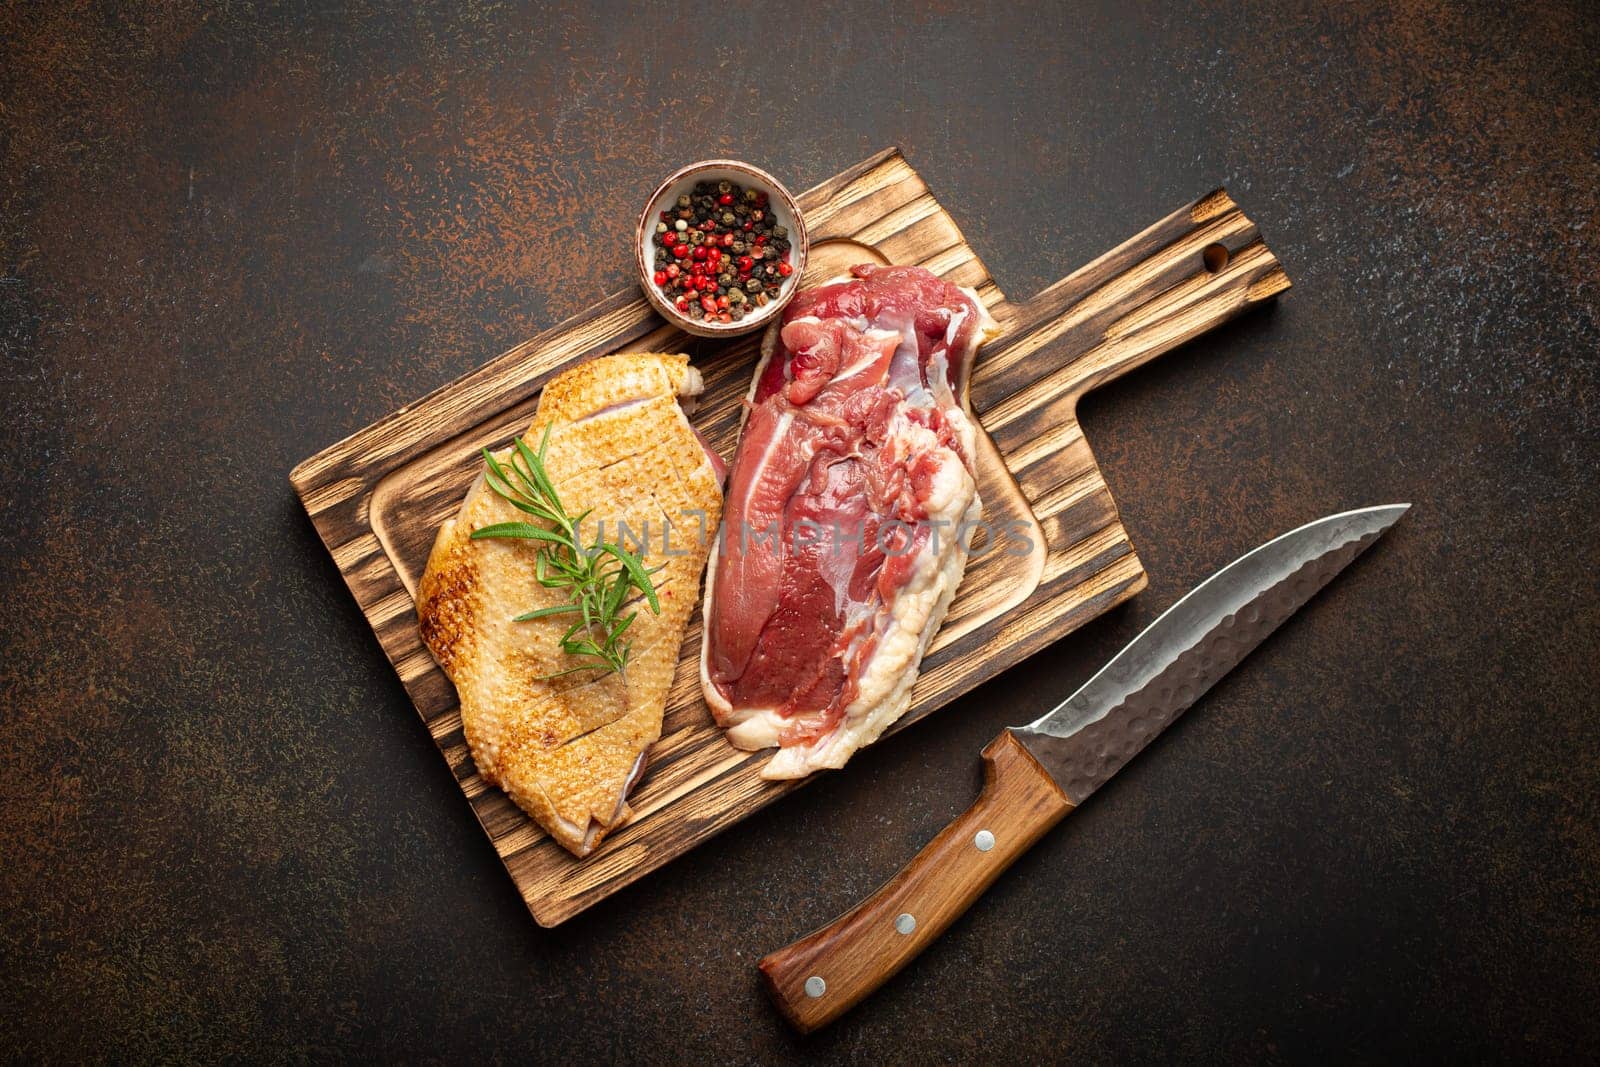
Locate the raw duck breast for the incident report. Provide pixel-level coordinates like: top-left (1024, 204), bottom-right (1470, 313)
top-left (700, 265), bottom-right (999, 779)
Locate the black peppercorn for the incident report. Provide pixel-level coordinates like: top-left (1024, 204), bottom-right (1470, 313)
top-left (650, 175), bottom-right (795, 324)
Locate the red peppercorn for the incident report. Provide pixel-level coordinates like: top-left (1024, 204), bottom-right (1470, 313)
top-left (650, 177), bottom-right (788, 318)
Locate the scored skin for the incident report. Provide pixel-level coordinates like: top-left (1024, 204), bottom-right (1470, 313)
top-left (699, 271), bottom-right (1000, 779)
top-left (417, 353), bottom-right (723, 857)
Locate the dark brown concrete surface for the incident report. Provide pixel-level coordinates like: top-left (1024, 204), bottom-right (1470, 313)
top-left (2, 2), bottom-right (1596, 1062)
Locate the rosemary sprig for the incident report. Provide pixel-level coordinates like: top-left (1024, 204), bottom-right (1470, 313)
top-left (470, 425), bottom-right (661, 678)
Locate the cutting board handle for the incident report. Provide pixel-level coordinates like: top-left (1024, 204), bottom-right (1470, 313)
top-left (758, 730), bottom-right (1074, 1032)
top-left (970, 188), bottom-right (1291, 425)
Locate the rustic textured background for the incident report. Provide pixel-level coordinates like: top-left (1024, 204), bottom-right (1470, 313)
top-left (3, 1), bottom-right (1596, 1062)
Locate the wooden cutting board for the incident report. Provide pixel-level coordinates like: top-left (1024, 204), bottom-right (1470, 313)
top-left (291, 148), bottom-right (1288, 927)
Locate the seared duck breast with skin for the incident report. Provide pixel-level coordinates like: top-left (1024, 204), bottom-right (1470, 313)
top-left (700, 265), bottom-right (999, 779)
top-left (418, 353), bottom-right (724, 856)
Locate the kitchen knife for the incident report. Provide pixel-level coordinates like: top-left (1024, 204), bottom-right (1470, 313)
top-left (759, 504), bottom-right (1409, 1032)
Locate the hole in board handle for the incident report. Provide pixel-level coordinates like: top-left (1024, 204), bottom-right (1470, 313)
top-left (1202, 242), bottom-right (1230, 274)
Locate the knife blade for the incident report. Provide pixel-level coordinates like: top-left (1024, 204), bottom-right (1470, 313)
top-left (758, 504), bottom-right (1409, 1032)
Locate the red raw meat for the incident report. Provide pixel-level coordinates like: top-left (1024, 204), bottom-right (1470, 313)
top-left (700, 265), bottom-right (998, 778)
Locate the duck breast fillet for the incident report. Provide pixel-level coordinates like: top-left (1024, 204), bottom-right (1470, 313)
top-left (700, 265), bottom-right (999, 779)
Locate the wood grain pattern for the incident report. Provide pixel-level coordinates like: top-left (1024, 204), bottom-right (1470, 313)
top-left (759, 730), bottom-right (1074, 1032)
top-left (289, 149), bottom-right (1289, 927)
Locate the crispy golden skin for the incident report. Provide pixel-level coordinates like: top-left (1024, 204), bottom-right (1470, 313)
top-left (417, 353), bottom-right (722, 856)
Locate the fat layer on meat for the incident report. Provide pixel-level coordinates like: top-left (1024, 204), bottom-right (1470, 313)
top-left (700, 266), bottom-right (999, 779)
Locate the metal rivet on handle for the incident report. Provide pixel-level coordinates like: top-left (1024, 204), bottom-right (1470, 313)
top-left (804, 976), bottom-right (826, 998)
top-left (974, 829), bottom-right (996, 852)
top-left (895, 913), bottom-right (916, 935)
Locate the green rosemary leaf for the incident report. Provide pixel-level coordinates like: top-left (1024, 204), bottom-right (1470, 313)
top-left (513, 604), bottom-right (582, 622)
top-left (469, 522), bottom-right (566, 543)
top-left (604, 566), bottom-right (629, 620)
top-left (517, 432), bottom-right (565, 516)
top-left (600, 543), bottom-right (661, 615)
top-left (482, 449), bottom-right (518, 499)
top-left (508, 445), bottom-right (543, 501)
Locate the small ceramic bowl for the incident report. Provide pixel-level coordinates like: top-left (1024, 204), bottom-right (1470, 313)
top-left (635, 160), bottom-right (809, 338)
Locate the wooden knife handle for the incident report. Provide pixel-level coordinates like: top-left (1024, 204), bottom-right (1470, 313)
top-left (758, 730), bottom-right (1075, 1032)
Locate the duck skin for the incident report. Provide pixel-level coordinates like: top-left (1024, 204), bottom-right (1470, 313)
top-left (419, 353), bottom-right (724, 855)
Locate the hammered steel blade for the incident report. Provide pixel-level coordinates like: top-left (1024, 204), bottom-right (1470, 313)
top-left (1014, 504), bottom-right (1408, 804)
